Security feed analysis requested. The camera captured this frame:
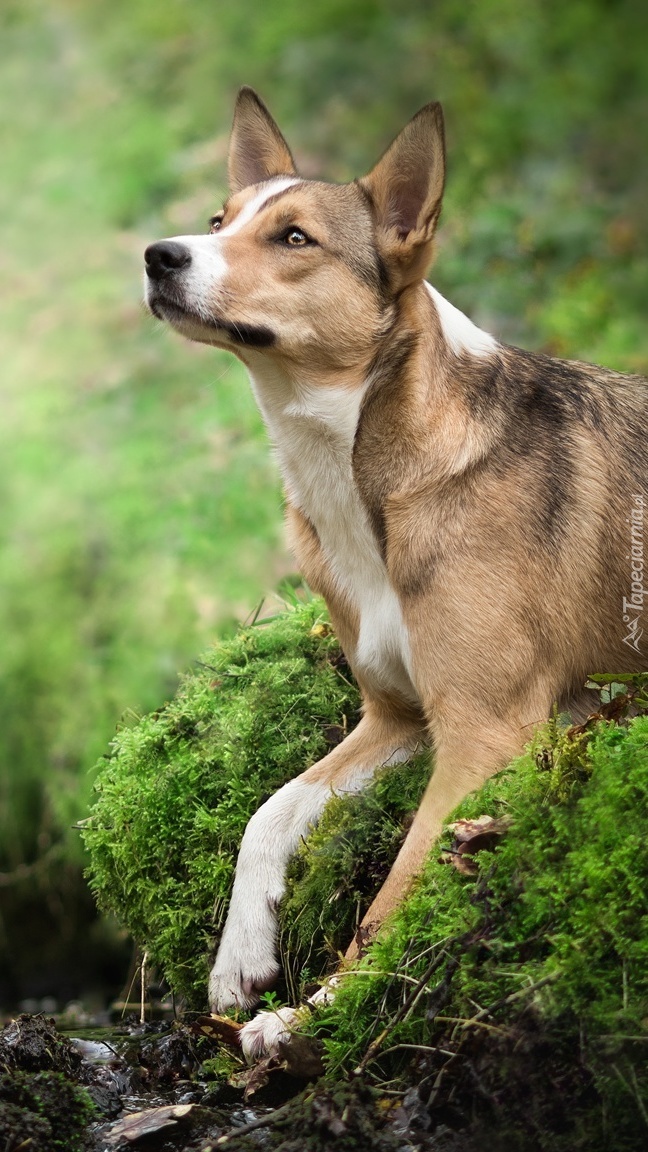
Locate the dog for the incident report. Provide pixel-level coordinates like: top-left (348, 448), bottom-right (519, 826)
top-left (145, 87), bottom-right (648, 1056)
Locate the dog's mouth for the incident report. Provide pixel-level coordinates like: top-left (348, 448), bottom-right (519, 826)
top-left (146, 288), bottom-right (231, 349)
top-left (147, 288), bottom-right (276, 350)
top-left (147, 289), bottom-right (213, 328)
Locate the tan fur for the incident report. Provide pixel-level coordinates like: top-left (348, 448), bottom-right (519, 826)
top-left (144, 87), bottom-right (648, 1020)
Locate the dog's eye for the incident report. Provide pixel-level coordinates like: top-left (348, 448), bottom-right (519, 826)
top-left (209, 214), bottom-right (224, 233)
top-left (282, 228), bottom-right (309, 247)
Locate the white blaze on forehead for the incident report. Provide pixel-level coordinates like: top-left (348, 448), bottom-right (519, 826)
top-left (425, 282), bottom-right (497, 357)
top-left (219, 176), bottom-right (302, 236)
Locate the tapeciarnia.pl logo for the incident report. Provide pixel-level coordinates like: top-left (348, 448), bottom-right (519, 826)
top-left (623, 492), bottom-right (645, 653)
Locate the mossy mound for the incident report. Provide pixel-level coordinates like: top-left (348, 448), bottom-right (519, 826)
top-left (305, 715), bottom-right (648, 1150)
top-left (0, 1071), bottom-right (95, 1152)
top-left (84, 601), bottom-right (648, 1147)
top-left (0, 1015), bottom-right (97, 1151)
top-left (83, 598), bottom-right (363, 1004)
top-left (280, 753), bottom-right (431, 1000)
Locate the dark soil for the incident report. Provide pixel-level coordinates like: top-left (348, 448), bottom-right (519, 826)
top-left (0, 1006), bottom-right (642, 1152)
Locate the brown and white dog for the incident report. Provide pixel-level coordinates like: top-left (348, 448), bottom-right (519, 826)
top-left (145, 88), bottom-right (648, 1055)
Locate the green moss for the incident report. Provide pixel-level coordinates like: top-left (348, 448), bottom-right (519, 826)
top-left (310, 716), bottom-right (648, 1149)
top-left (0, 1070), bottom-right (95, 1152)
top-left (85, 604), bottom-right (647, 1145)
top-left (280, 754), bottom-right (431, 999)
top-left (83, 597), bottom-right (361, 1004)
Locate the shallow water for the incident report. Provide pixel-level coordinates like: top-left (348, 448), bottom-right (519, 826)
top-left (58, 1020), bottom-right (273, 1149)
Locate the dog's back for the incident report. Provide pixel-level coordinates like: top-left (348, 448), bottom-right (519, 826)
top-left (355, 319), bottom-right (648, 701)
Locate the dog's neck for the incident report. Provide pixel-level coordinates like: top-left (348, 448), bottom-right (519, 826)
top-left (247, 346), bottom-right (417, 700)
top-left (245, 280), bottom-right (498, 508)
top-left (245, 280), bottom-right (497, 702)
top-left (247, 357), bottom-right (367, 530)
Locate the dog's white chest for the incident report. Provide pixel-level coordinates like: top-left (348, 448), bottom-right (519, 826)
top-left (249, 373), bottom-right (416, 702)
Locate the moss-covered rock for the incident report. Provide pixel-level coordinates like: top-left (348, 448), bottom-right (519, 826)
top-left (0, 1015), bottom-right (98, 1151)
top-left (83, 598), bottom-right (362, 1004)
top-left (84, 601), bottom-right (648, 1148)
top-left (0, 1070), bottom-right (95, 1152)
top-left (307, 715), bottom-right (648, 1150)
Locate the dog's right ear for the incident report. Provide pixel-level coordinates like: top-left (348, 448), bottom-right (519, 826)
top-left (228, 88), bottom-right (298, 193)
top-left (360, 102), bottom-right (445, 286)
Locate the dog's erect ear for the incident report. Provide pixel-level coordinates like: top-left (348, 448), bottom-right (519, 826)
top-left (360, 103), bottom-right (445, 282)
top-left (228, 87), bottom-right (297, 193)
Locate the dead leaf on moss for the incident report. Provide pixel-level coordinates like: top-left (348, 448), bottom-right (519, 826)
top-left (234, 1034), bottom-right (325, 1098)
top-left (189, 1014), bottom-right (243, 1048)
top-left (567, 692), bottom-right (631, 736)
top-left (440, 815), bottom-right (512, 875)
top-left (235, 1052), bottom-right (278, 1098)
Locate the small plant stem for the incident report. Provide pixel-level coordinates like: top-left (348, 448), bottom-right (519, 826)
top-left (140, 950), bottom-right (148, 1024)
top-left (354, 948), bottom-right (458, 1074)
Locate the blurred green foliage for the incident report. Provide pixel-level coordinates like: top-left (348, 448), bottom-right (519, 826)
top-left (0, 0), bottom-right (647, 964)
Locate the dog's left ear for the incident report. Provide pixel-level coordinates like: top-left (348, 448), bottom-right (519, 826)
top-left (360, 102), bottom-right (445, 284)
top-left (228, 87), bottom-right (298, 193)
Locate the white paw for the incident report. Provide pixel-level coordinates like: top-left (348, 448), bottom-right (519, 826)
top-left (307, 974), bottom-right (341, 1008)
top-left (208, 777), bottom-right (331, 1012)
top-left (239, 1007), bottom-right (305, 1061)
top-left (208, 929), bottom-right (280, 1012)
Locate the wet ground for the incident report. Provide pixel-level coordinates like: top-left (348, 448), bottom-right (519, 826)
top-left (2, 1004), bottom-right (625, 1150)
top-left (0, 1011), bottom-right (435, 1151)
top-left (0, 1012), bottom-right (285, 1150)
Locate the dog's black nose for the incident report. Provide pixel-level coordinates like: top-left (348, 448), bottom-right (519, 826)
top-left (144, 240), bottom-right (192, 280)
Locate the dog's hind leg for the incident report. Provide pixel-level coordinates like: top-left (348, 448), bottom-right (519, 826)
top-left (344, 700), bottom-right (548, 961)
top-left (208, 701), bottom-right (425, 1013)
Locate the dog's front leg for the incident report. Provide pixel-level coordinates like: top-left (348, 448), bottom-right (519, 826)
top-left (238, 704), bottom-right (545, 1058)
top-left (208, 706), bottom-right (424, 1013)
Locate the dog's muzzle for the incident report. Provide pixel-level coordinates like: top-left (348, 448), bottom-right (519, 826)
top-left (144, 240), bottom-right (192, 281)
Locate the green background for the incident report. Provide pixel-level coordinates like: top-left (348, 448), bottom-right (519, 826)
top-left (0, 0), bottom-right (646, 1002)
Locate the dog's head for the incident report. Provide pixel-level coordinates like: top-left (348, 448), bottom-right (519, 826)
top-left (145, 88), bottom-right (445, 370)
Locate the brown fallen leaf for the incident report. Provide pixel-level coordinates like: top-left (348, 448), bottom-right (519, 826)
top-left (567, 691), bottom-right (630, 736)
top-left (439, 849), bottom-right (480, 876)
top-left (440, 814), bottom-right (512, 876)
top-left (236, 1052), bottom-right (279, 1098)
top-left (104, 1103), bottom-right (203, 1146)
top-left (189, 1014), bottom-right (244, 1048)
top-left (235, 1034), bottom-right (325, 1099)
top-left (447, 814), bottom-right (512, 845)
